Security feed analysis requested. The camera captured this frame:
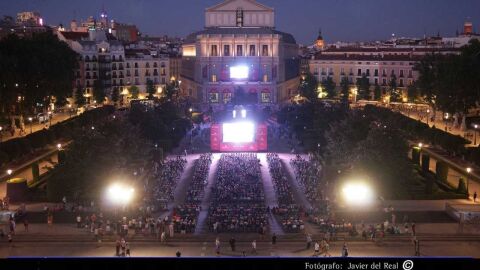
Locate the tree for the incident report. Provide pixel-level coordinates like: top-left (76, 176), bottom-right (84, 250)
top-left (165, 81), bottom-right (179, 100)
top-left (322, 77), bottom-right (336, 99)
top-left (32, 162), bottom-right (39, 182)
top-left (389, 74), bottom-right (401, 102)
top-left (146, 79), bottom-right (155, 99)
top-left (356, 74), bottom-right (371, 100)
top-left (74, 85), bottom-right (86, 107)
top-left (299, 72), bottom-right (318, 101)
top-left (374, 84), bottom-right (382, 101)
top-left (111, 86), bottom-right (120, 105)
top-left (93, 80), bottom-right (106, 104)
top-left (129, 85), bottom-right (139, 99)
top-left (340, 77), bottom-right (350, 107)
top-left (407, 83), bottom-right (419, 103)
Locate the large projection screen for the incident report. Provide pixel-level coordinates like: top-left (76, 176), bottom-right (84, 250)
top-left (230, 66), bottom-right (249, 79)
top-left (222, 122), bottom-right (255, 143)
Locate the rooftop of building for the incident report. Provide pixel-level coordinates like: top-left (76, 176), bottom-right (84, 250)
top-left (311, 54), bottom-right (424, 62)
top-left (321, 46), bottom-right (461, 53)
top-left (60, 31), bottom-right (89, 41)
top-left (184, 27), bottom-right (296, 44)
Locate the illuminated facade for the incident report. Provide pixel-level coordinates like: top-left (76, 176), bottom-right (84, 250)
top-left (181, 0), bottom-right (300, 106)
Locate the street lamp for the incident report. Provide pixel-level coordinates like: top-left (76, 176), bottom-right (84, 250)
top-left (0, 126), bottom-right (3, 143)
top-left (7, 169), bottom-right (12, 175)
top-left (474, 124), bottom-right (478, 146)
top-left (107, 183), bottom-right (135, 209)
top-left (28, 117), bottom-right (33, 133)
top-left (342, 181), bottom-right (374, 207)
top-left (466, 167), bottom-right (472, 198)
top-left (57, 143), bottom-right (62, 150)
top-left (418, 142), bottom-right (423, 149)
top-left (67, 104), bottom-right (72, 118)
top-left (426, 109), bottom-right (430, 126)
top-left (48, 111), bottom-right (53, 127)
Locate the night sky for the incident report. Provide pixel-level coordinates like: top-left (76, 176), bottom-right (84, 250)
top-left (1, 0), bottom-right (479, 44)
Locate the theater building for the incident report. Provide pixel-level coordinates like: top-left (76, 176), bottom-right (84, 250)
top-left (181, 0), bottom-right (300, 107)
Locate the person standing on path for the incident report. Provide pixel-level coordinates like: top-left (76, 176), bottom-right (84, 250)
top-left (215, 237), bottom-right (221, 256)
top-left (229, 237), bottom-right (236, 252)
top-left (313, 241), bottom-right (320, 256)
top-left (169, 222), bottom-right (174, 238)
top-left (272, 233), bottom-right (277, 245)
top-left (341, 243), bottom-right (349, 257)
top-left (125, 242), bottom-right (131, 257)
top-left (306, 234), bottom-right (312, 250)
top-left (251, 240), bottom-right (257, 255)
top-left (474, 191), bottom-right (477, 203)
top-left (412, 222), bottom-right (416, 236)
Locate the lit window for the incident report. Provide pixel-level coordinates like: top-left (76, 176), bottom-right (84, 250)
top-left (211, 74), bottom-right (217, 82)
top-left (209, 93), bottom-right (219, 103)
top-left (261, 92), bottom-right (270, 103)
top-left (224, 92), bottom-right (232, 103)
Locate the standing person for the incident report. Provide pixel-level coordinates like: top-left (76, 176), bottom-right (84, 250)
top-left (7, 233), bottom-right (12, 243)
top-left (474, 191), bottom-right (477, 203)
top-left (23, 219), bottom-right (28, 232)
top-left (76, 215), bottom-right (82, 228)
top-left (215, 237), bottom-right (221, 256)
top-left (411, 222), bottom-right (416, 236)
top-left (404, 223), bottom-right (409, 235)
top-left (341, 243), bottom-right (349, 257)
top-left (125, 242), bottom-right (130, 257)
top-left (229, 237), bottom-right (236, 252)
top-left (271, 233), bottom-right (277, 245)
top-left (251, 240), bottom-right (257, 255)
top-left (313, 241), bottom-right (320, 256)
top-left (176, 250), bottom-right (181, 257)
top-left (115, 239), bottom-right (121, 256)
top-left (323, 241), bottom-right (331, 257)
top-left (161, 231), bottom-right (166, 244)
top-left (415, 239), bottom-right (420, 256)
top-left (169, 222), bottom-right (174, 238)
top-left (306, 234), bottom-right (312, 250)
top-left (120, 238), bottom-right (126, 257)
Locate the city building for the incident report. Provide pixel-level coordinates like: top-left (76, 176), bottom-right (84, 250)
top-left (181, 0), bottom-right (300, 107)
top-left (308, 47), bottom-right (461, 101)
top-left (16, 11), bottom-right (43, 26)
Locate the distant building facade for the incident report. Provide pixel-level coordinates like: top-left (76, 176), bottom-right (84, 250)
top-left (181, 0), bottom-right (300, 107)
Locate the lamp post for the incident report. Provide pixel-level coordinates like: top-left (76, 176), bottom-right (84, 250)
top-left (426, 109), bottom-right (430, 126)
top-left (0, 126), bottom-right (3, 143)
top-left (444, 113), bottom-right (449, 132)
top-left (68, 104), bottom-right (72, 118)
top-left (28, 117), bottom-right (33, 133)
top-left (48, 111), bottom-right (52, 127)
top-left (474, 124), bottom-right (478, 146)
top-left (7, 169), bottom-right (12, 176)
top-left (466, 167), bottom-right (472, 199)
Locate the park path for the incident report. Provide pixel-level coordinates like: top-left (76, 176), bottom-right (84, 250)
top-left (194, 154), bottom-right (220, 234)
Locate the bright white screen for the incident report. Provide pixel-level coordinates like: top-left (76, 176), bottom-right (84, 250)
top-left (230, 66), bottom-right (249, 79)
top-left (222, 122), bottom-right (255, 143)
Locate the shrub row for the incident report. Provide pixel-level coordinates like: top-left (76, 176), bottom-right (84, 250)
top-left (0, 106), bottom-right (114, 166)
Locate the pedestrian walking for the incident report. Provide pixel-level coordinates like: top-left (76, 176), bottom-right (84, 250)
top-left (342, 243), bottom-right (349, 257)
top-left (76, 215), bottom-right (82, 228)
top-left (23, 219), bottom-right (28, 232)
top-left (229, 237), bottom-right (236, 252)
top-left (306, 234), bottom-right (312, 250)
top-left (323, 242), bottom-right (331, 257)
top-left (215, 237), bottom-right (221, 255)
top-left (125, 242), bottom-right (130, 257)
top-left (115, 239), bottom-right (121, 256)
top-left (251, 240), bottom-right (257, 255)
top-left (313, 241), bottom-right (320, 256)
top-left (161, 231), bottom-right (166, 244)
top-left (474, 191), bottom-right (477, 203)
top-left (272, 233), bottom-right (277, 245)
top-left (412, 222), bottom-right (416, 236)
top-left (169, 222), bottom-right (174, 238)
top-left (120, 238), bottom-right (126, 256)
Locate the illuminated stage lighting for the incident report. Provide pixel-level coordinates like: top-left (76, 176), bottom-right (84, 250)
top-left (222, 122), bottom-right (255, 143)
top-left (230, 66), bottom-right (249, 79)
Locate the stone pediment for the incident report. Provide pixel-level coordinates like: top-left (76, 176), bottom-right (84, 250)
top-left (206, 0), bottom-right (273, 12)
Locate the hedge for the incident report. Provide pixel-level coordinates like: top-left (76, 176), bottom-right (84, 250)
top-left (457, 177), bottom-right (468, 194)
top-left (435, 161), bottom-right (449, 183)
top-left (0, 105), bottom-right (115, 165)
top-left (411, 147), bottom-right (421, 165)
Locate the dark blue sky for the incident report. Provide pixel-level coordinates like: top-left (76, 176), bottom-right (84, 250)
top-left (1, 0), bottom-right (479, 44)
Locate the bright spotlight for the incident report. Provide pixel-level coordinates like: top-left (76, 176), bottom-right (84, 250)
top-left (230, 66), bottom-right (249, 79)
top-left (107, 183), bottom-right (135, 205)
top-left (342, 182), bottom-right (374, 206)
top-left (222, 122), bottom-right (255, 143)
top-left (241, 109), bottom-right (247, 118)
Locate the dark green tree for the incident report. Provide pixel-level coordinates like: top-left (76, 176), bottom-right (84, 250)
top-left (74, 86), bottom-right (86, 107)
top-left (407, 83), bottom-right (419, 103)
top-left (374, 84), bottom-right (382, 101)
top-left (93, 80), bottom-right (106, 104)
top-left (299, 72), bottom-right (318, 101)
top-left (129, 85), bottom-right (139, 99)
top-left (389, 74), bottom-right (401, 102)
top-left (322, 77), bottom-right (336, 99)
top-left (340, 77), bottom-right (350, 107)
top-left (356, 74), bottom-right (371, 100)
top-left (111, 87), bottom-right (120, 105)
top-left (146, 79), bottom-right (155, 99)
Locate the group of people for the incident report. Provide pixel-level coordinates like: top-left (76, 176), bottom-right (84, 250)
top-left (290, 155), bottom-right (324, 204)
top-left (0, 196), bottom-right (9, 210)
top-left (208, 153), bottom-right (268, 233)
top-left (171, 153), bottom-right (212, 234)
top-left (145, 156), bottom-right (187, 210)
top-left (266, 153), bottom-right (304, 233)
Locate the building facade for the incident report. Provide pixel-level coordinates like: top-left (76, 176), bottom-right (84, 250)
top-left (181, 0), bottom-right (300, 107)
top-left (308, 47), bottom-right (461, 100)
